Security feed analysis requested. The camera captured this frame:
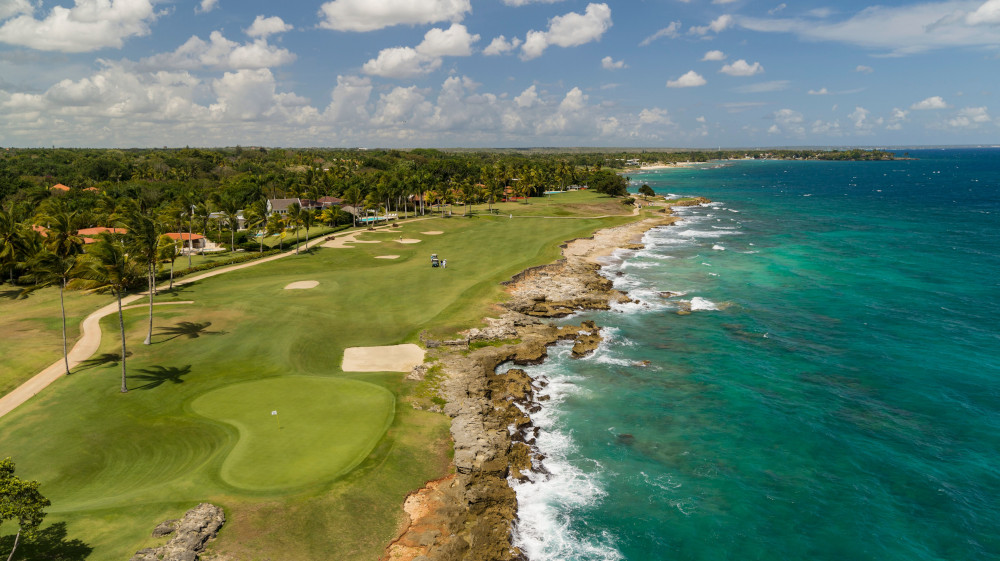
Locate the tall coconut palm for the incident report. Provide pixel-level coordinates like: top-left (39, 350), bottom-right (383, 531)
top-left (343, 186), bottom-right (363, 227)
top-left (121, 208), bottom-right (160, 345)
top-left (26, 250), bottom-right (82, 376)
top-left (0, 206), bottom-right (24, 284)
top-left (158, 234), bottom-right (180, 290)
top-left (301, 208), bottom-right (316, 250)
top-left (244, 200), bottom-right (268, 253)
top-left (266, 213), bottom-right (286, 251)
top-left (219, 197), bottom-right (241, 253)
top-left (286, 202), bottom-right (303, 254)
top-left (77, 234), bottom-right (141, 393)
top-left (194, 203), bottom-right (211, 255)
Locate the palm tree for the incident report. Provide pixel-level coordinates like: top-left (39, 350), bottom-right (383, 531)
top-left (301, 208), bottom-right (316, 250)
top-left (0, 206), bottom-right (24, 284)
top-left (218, 197), bottom-right (241, 253)
top-left (343, 186), bottom-right (363, 227)
top-left (121, 208), bottom-right (160, 346)
top-left (158, 234), bottom-right (180, 290)
top-left (194, 203), bottom-right (211, 255)
top-left (76, 234), bottom-right (141, 393)
top-left (286, 202), bottom-right (302, 254)
top-left (26, 250), bottom-right (82, 376)
top-left (244, 200), bottom-right (268, 253)
top-left (266, 213), bottom-right (286, 251)
top-left (180, 192), bottom-right (197, 269)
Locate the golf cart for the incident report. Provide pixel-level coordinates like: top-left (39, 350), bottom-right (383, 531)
top-left (431, 254), bottom-right (440, 267)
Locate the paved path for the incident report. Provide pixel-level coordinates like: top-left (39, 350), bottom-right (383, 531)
top-left (0, 300), bottom-right (194, 417)
top-left (0, 210), bottom-right (627, 419)
top-left (0, 230), bottom-right (346, 419)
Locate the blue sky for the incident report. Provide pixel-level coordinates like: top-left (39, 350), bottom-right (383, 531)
top-left (0, 0), bottom-right (998, 148)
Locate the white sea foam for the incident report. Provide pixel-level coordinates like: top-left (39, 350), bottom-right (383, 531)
top-left (690, 297), bottom-right (719, 311)
top-left (676, 229), bottom-right (741, 238)
top-left (510, 344), bottom-right (624, 561)
top-left (712, 244), bottom-right (725, 251)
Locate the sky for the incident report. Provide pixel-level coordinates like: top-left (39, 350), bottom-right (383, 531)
top-left (0, 0), bottom-right (998, 148)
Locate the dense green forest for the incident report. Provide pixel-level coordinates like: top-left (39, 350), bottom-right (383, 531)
top-left (0, 146), bottom-right (893, 289)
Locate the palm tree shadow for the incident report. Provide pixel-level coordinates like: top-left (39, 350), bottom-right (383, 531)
top-left (155, 321), bottom-right (225, 343)
top-left (0, 522), bottom-right (92, 560)
top-left (76, 351), bottom-right (133, 371)
top-left (0, 288), bottom-right (26, 300)
top-left (130, 365), bottom-right (192, 390)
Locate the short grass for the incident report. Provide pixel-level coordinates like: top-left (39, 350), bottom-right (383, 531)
top-left (0, 191), bottom-right (636, 560)
top-left (192, 376), bottom-right (394, 491)
top-left (0, 286), bottom-right (108, 396)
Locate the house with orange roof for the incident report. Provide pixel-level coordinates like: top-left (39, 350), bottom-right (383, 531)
top-left (50, 183), bottom-right (71, 192)
top-left (164, 232), bottom-right (208, 252)
top-left (77, 227), bottom-right (127, 244)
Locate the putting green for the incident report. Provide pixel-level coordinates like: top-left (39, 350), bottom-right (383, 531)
top-left (191, 376), bottom-right (394, 491)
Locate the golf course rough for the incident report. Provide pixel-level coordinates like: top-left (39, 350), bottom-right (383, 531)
top-left (191, 376), bottom-right (394, 491)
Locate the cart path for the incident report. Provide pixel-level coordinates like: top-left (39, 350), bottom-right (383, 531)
top-left (0, 211), bottom-right (625, 419)
top-left (0, 216), bottom-right (438, 419)
top-left (0, 300), bottom-right (195, 418)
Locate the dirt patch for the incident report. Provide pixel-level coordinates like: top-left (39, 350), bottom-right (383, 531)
top-left (284, 280), bottom-right (319, 290)
top-left (342, 344), bottom-right (425, 372)
top-left (375, 255), bottom-right (401, 260)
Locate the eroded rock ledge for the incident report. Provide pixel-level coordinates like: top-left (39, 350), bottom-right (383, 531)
top-left (384, 211), bottom-right (694, 561)
top-left (130, 503), bottom-right (225, 561)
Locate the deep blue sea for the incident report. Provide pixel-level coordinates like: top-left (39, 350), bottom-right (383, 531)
top-left (507, 149), bottom-right (1000, 561)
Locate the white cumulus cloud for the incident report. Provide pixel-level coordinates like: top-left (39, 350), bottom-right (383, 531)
top-left (362, 47), bottom-right (441, 79)
top-left (483, 35), bottom-right (522, 55)
top-left (690, 14), bottom-right (733, 35)
top-left (911, 96), bottom-right (949, 110)
top-left (0, 0), bottom-right (159, 52)
top-left (947, 106), bottom-right (991, 127)
top-left (967, 0), bottom-right (1000, 24)
top-left (139, 31), bottom-right (296, 71)
top-left (667, 70), bottom-right (706, 88)
top-left (417, 23), bottom-right (479, 56)
top-left (720, 59), bottom-right (763, 76)
top-left (245, 16), bottom-right (292, 39)
top-left (318, 0), bottom-right (471, 32)
top-left (197, 0), bottom-right (218, 13)
top-left (362, 23), bottom-right (478, 79)
top-left (601, 56), bottom-right (625, 69)
top-left (702, 50), bottom-right (726, 61)
top-left (520, 3), bottom-right (612, 60)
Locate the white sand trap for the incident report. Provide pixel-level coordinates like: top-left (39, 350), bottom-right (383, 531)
top-left (342, 344), bottom-right (425, 372)
top-left (375, 255), bottom-right (400, 259)
top-left (353, 240), bottom-right (382, 243)
top-left (398, 238), bottom-right (422, 244)
top-left (421, 231), bottom-right (444, 235)
top-left (284, 280), bottom-right (319, 290)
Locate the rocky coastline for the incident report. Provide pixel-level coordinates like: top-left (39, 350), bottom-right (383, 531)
top-left (383, 206), bottom-right (697, 561)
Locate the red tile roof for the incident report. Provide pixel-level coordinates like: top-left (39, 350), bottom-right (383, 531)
top-left (164, 232), bottom-right (205, 241)
top-left (50, 183), bottom-right (70, 191)
top-left (78, 227), bottom-right (127, 243)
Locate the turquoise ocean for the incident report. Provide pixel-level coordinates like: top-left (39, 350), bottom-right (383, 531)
top-left (507, 149), bottom-right (1000, 561)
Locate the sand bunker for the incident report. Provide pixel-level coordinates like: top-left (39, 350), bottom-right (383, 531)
top-left (375, 255), bottom-right (400, 259)
top-left (284, 280), bottom-right (319, 290)
top-left (342, 344), bottom-right (425, 372)
top-left (398, 238), bottom-right (422, 244)
top-left (421, 231), bottom-right (444, 235)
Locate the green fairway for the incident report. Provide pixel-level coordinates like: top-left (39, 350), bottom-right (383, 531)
top-left (0, 192), bottom-right (636, 560)
top-left (191, 377), bottom-right (394, 491)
